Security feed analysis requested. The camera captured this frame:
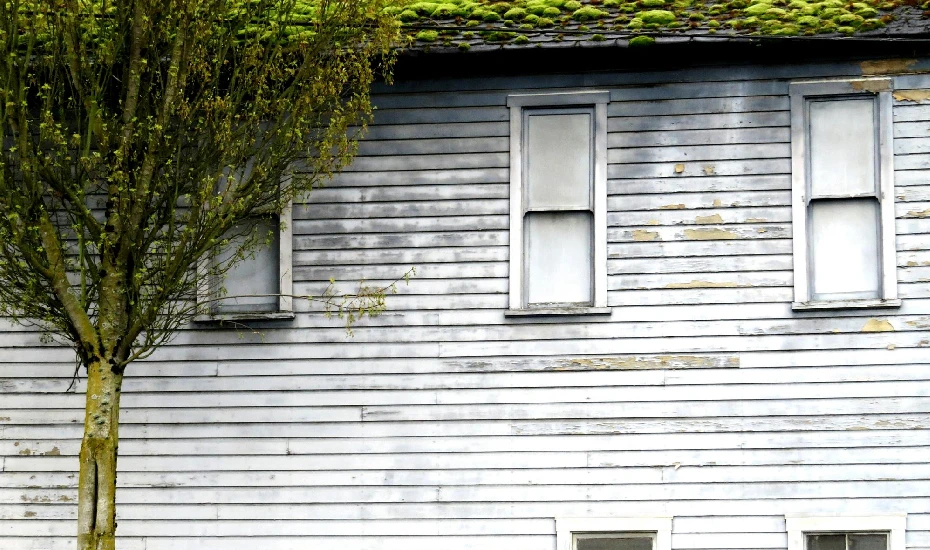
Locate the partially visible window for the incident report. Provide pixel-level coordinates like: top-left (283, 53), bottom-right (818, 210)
top-left (789, 79), bottom-right (899, 310)
top-left (506, 91), bottom-right (609, 316)
top-left (786, 515), bottom-right (905, 550)
top-left (199, 203), bottom-right (293, 320)
top-left (556, 517), bottom-right (671, 550)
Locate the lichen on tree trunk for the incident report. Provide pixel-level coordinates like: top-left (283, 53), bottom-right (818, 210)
top-left (77, 358), bottom-right (123, 550)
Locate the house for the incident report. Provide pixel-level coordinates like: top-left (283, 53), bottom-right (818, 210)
top-left (3, 1), bottom-right (930, 548)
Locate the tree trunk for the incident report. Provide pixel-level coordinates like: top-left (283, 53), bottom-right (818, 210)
top-left (77, 357), bottom-right (123, 550)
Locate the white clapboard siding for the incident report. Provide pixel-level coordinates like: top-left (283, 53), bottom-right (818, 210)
top-left (4, 58), bottom-right (930, 550)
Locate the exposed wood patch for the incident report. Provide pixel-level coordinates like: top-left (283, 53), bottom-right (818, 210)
top-left (551, 355), bottom-right (739, 371)
top-left (674, 163), bottom-right (685, 173)
top-left (850, 80), bottom-right (892, 93)
top-left (860, 59), bottom-right (918, 76)
top-left (893, 89), bottom-right (930, 103)
top-left (665, 280), bottom-right (741, 289)
top-left (712, 199), bottom-right (723, 207)
top-left (632, 230), bottom-right (660, 242)
top-left (23, 511), bottom-right (36, 518)
top-left (683, 228), bottom-right (739, 240)
top-left (645, 219), bottom-right (660, 225)
top-left (660, 203), bottom-right (686, 210)
top-left (703, 165), bottom-right (715, 175)
top-left (905, 208), bottom-right (930, 218)
top-left (861, 319), bottom-right (895, 333)
top-left (745, 217), bottom-right (770, 222)
top-left (694, 214), bottom-right (724, 224)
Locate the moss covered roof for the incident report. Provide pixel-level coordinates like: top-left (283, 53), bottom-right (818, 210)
top-left (383, 0), bottom-right (930, 51)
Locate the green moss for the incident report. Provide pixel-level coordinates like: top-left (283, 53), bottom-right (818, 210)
top-left (629, 35), bottom-right (656, 45)
top-left (835, 12), bottom-right (864, 26)
top-left (462, 31), bottom-right (476, 38)
top-left (592, 32), bottom-right (606, 40)
top-left (398, 9), bottom-right (420, 22)
top-left (603, 0), bottom-right (624, 5)
top-left (797, 14), bottom-right (819, 25)
top-left (638, 9), bottom-right (676, 24)
top-left (707, 18), bottom-right (721, 25)
top-left (407, 2), bottom-right (439, 15)
top-left (574, 6), bottom-right (609, 19)
top-left (564, 0), bottom-right (583, 9)
top-left (429, 3), bottom-right (459, 17)
top-left (689, 12), bottom-right (706, 19)
top-left (465, 19), bottom-right (481, 26)
top-left (458, 41), bottom-right (471, 51)
top-left (627, 16), bottom-right (645, 27)
top-left (708, 3), bottom-right (727, 13)
top-left (525, 13), bottom-right (540, 23)
top-left (641, 0), bottom-right (668, 6)
top-left (744, 3), bottom-right (773, 16)
top-left (537, 16), bottom-right (556, 26)
top-left (484, 11), bottom-right (502, 21)
top-left (837, 24), bottom-right (856, 32)
top-left (761, 7), bottom-right (787, 18)
top-left (520, 22), bottom-right (535, 28)
top-left (415, 29), bottom-right (439, 41)
top-left (484, 30), bottom-right (517, 40)
top-left (504, 7), bottom-right (528, 19)
top-left (515, 34), bottom-right (530, 43)
top-left (543, 6), bottom-right (562, 15)
top-left (855, 6), bottom-right (878, 16)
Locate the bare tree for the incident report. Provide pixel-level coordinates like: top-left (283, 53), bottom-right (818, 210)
top-left (0, 1), bottom-right (398, 548)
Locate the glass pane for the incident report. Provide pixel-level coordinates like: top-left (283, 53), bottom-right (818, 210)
top-left (809, 98), bottom-right (876, 197)
top-left (526, 211), bottom-right (592, 305)
top-left (849, 534), bottom-right (888, 550)
top-left (808, 534), bottom-right (846, 550)
top-left (810, 198), bottom-right (880, 301)
top-left (576, 536), bottom-right (653, 550)
top-left (215, 218), bottom-right (280, 313)
top-left (527, 112), bottom-right (592, 209)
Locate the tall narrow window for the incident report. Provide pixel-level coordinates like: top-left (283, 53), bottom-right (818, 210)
top-left (507, 91), bottom-right (609, 315)
top-left (790, 79), bottom-right (898, 309)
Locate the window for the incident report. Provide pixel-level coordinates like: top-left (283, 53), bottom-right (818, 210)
top-left (789, 78), bottom-right (899, 310)
top-left (506, 91), bottom-right (609, 316)
top-left (786, 515), bottom-right (906, 550)
top-left (556, 517), bottom-right (672, 550)
top-left (198, 202), bottom-right (294, 320)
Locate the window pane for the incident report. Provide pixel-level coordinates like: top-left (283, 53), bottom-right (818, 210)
top-left (576, 536), bottom-right (653, 550)
top-left (809, 98), bottom-right (876, 197)
top-left (527, 112), bottom-right (592, 209)
top-left (808, 535), bottom-right (847, 550)
top-left (810, 198), bottom-right (880, 301)
top-left (526, 211), bottom-right (592, 305)
top-left (849, 534), bottom-right (888, 550)
top-left (215, 218), bottom-right (280, 313)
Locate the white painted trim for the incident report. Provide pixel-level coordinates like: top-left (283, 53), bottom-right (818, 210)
top-left (507, 91), bottom-right (609, 313)
top-left (556, 517), bottom-right (672, 550)
top-left (786, 514), bottom-right (906, 550)
top-left (788, 77), bottom-right (897, 308)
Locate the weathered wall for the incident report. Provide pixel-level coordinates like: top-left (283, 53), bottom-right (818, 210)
top-left (2, 58), bottom-right (930, 549)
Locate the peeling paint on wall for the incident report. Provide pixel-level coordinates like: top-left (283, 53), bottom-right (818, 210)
top-left (893, 89), bottom-right (930, 102)
top-left (862, 319), bottom-right (895, 332)
top-left (851, 80), bottom-right (892, 93)
top-left (860, 58), bottom-right (918, 75)
top-left (695, 214), bottom-right (724, 224)
top-left (632, 230), bottom-right (660, 241)
top-left (683, 228), bottom-right (738, 240)
top-left (553, 355), bottom-right (739, 371)
top-left (665, 280), bottom-right (741, 289)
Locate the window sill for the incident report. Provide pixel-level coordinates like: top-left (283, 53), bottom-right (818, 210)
top-left (505, 306), bottom-right (612, 317)
top-left (792, 299), bottom-right (902, 311)
top-left (194, 311), bottom-right (296, 323)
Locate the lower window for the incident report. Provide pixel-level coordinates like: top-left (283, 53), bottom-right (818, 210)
top-left (786, 515), bottom-right (905, 550)
top-left (556, 518), bottom-right (671, 550)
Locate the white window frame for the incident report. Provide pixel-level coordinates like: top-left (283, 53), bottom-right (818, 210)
top-left (505, 90), bottom-right (610, 317)
top-left (196, 201), bottom-right (294, 322)
top-left (786, 514), bottom-right (906, 550)
top-left (789, 78), bottom-right (900, 311)
top-left (556, 517), bottom-right (672, 550)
